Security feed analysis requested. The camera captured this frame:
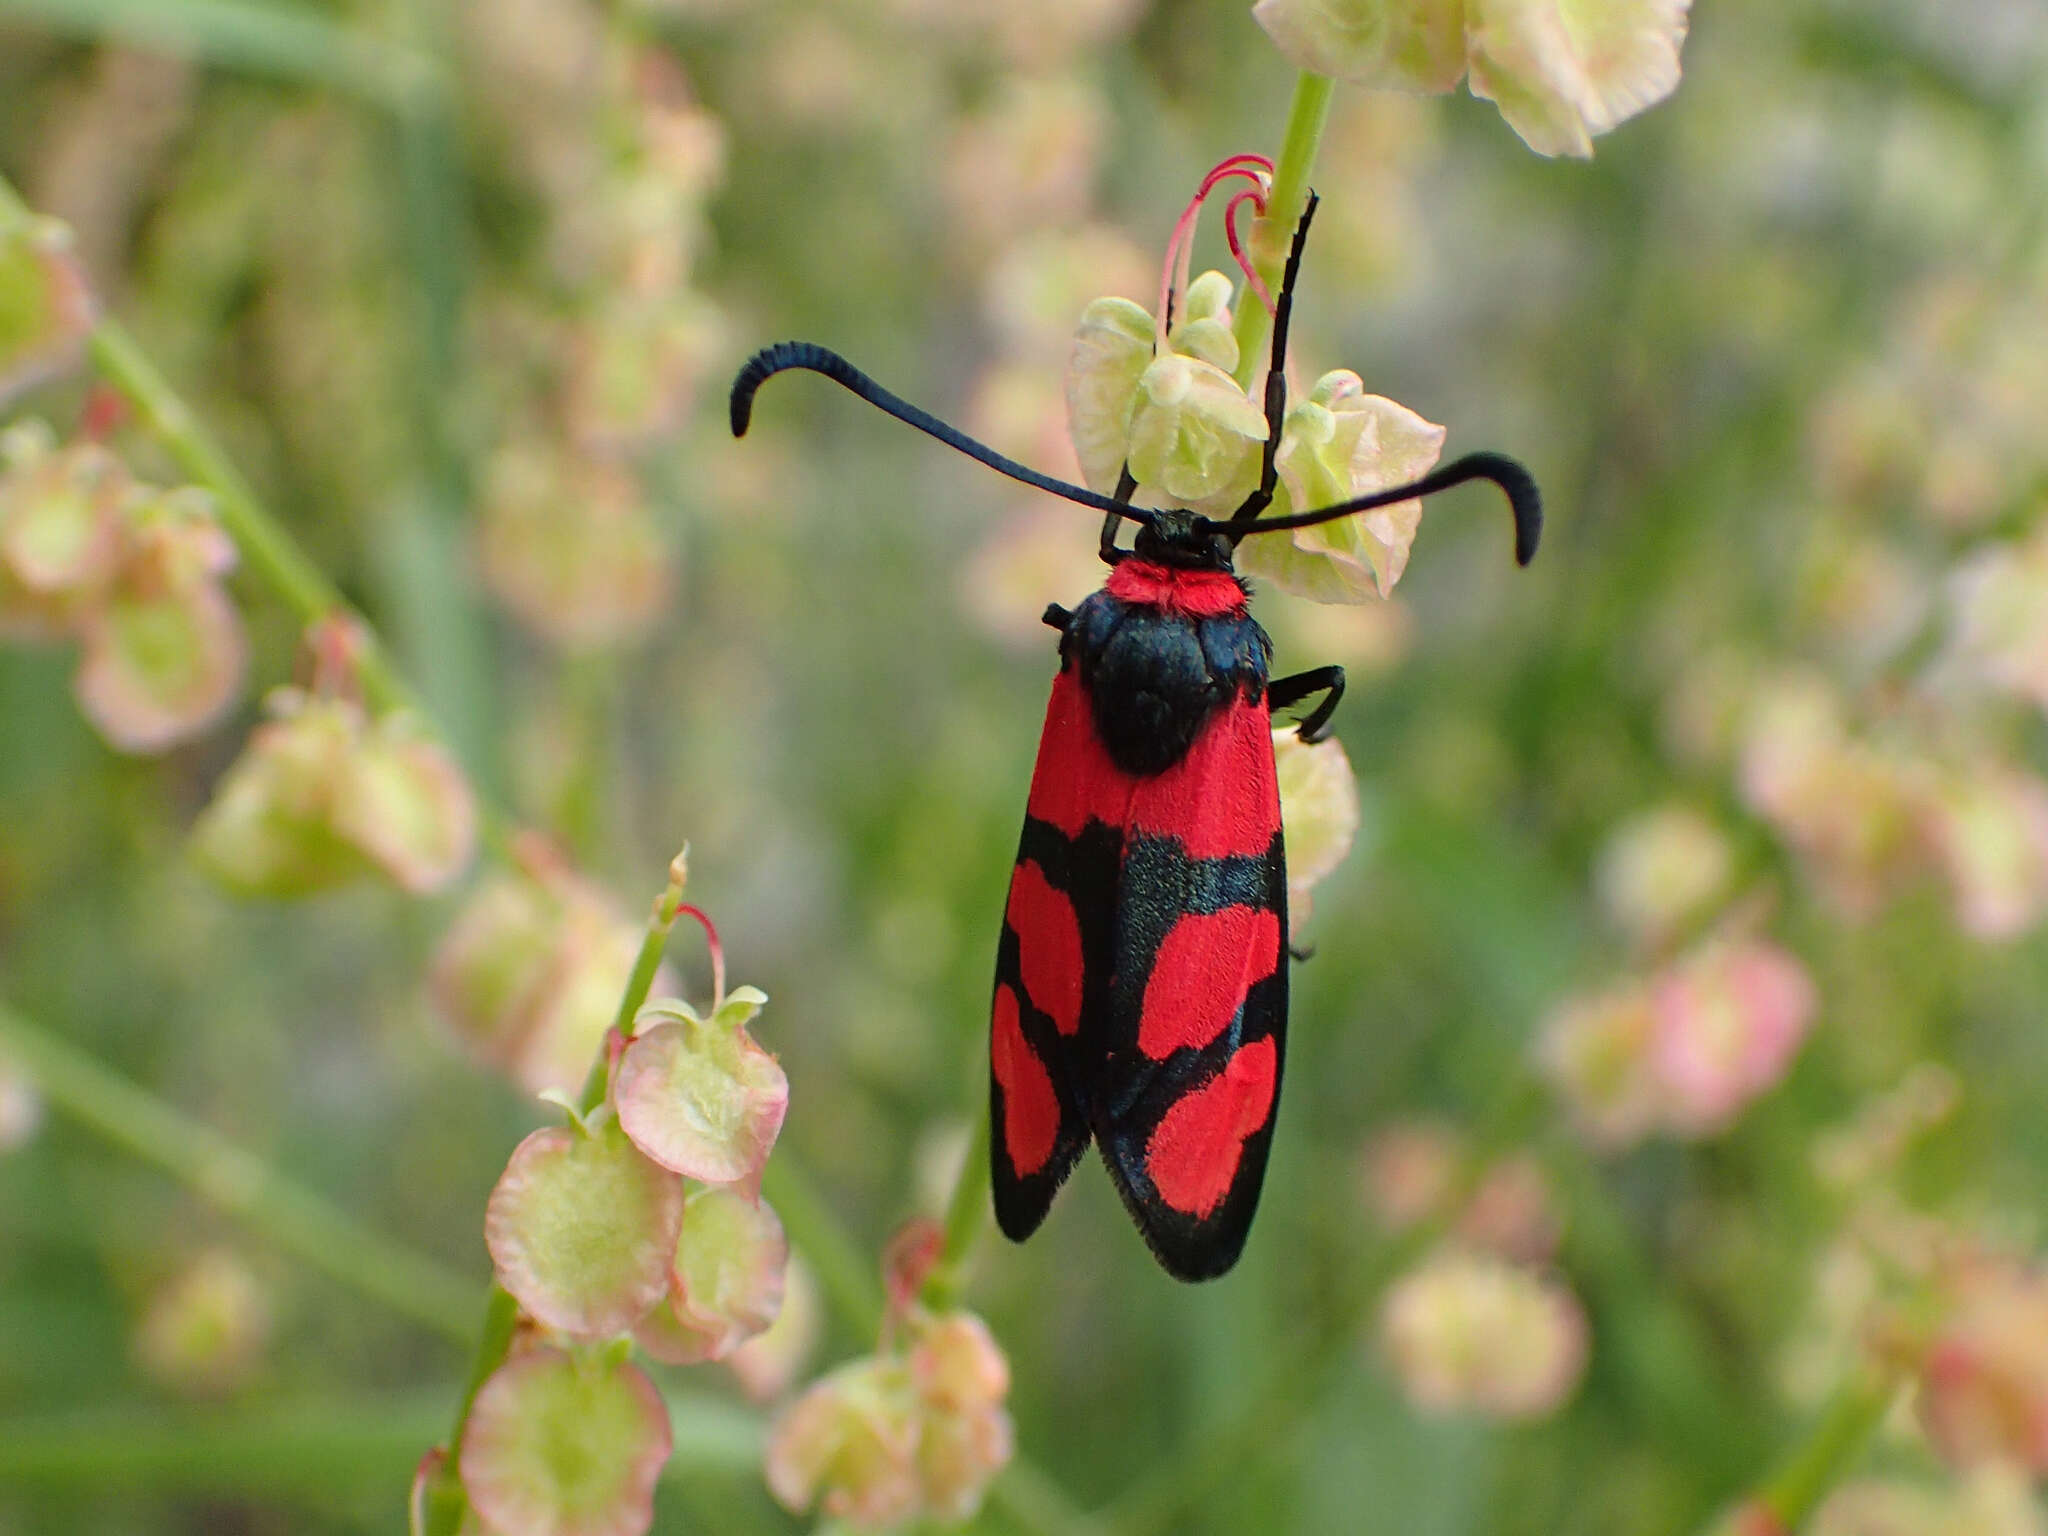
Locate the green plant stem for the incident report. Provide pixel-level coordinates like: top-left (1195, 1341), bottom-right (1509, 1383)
top-left (0, 1388), bottom-right (762, 1492)
top-left (921, 1101), bottom-right (991, 1312)
top-left (0, 0), bottom-right (434, 105)
top-left (1744, 1364), bottom-right (1904, 1532)
top-left (1232, 71), bottom-right (1337, 392)
top-left (0, 1002), bottom-right (477, 1342)
top-left (424, 851), bottom-right (695, 1533)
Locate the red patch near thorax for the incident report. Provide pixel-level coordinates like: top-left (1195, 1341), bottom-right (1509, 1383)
top-left (1106, 561), bottom-right (1247, 618)
top-left (1024, 670), bottom-right (1138, 838)
top-left (992, 983), bottom-right (1060, 1176)
top-left (1137, 905), bottom-right (1282, 1060)
top-left (1144, 1037), bottom-right (1279, 1219)
top-left (1129, 697), bottom-right (1279, 859)
top-left (1007, 860), bottom-right (1083, 1037)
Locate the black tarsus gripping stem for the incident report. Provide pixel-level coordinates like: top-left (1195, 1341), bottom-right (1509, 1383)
top-left (730, 341), bottom-right (1151, 525)
top-left (1267, 664), bottom-right (1346, 743)
top-left (1220, 450), bottom-right (1544, 568)
top-left (1232, 191), bottom-right (1320, 526)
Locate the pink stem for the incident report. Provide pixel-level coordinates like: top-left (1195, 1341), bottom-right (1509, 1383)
top-left (1224, 187), bottom-right (1275, 317)
top-left (672, 903), bottom-right (727, 1012)
top-left (1156, 155), bottom-right (1275, 346)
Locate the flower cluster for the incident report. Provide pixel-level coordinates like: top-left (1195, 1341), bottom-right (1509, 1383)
top-left (473, 42), bottom-right (725, 649)
top-left (1253, 0), bottom-right (1691, 158)
top-left (1361, 1119), bottom-right (1561, 1264)
top-left (0, 213), bottom-right (92, 407)
top-left (1738, 669), bottom-right (2048, 941)
top-left (1914, 1253), bottom-right (2048, 1476)
top-left (1062, 158), bottom-right (1451, 605)
top-left (1539, 935), bottom-right (1817, 1148)
top-left (192, 678), bottom-right (476, 899)
top-left (432, 837), bottom-right (672, 1097)
top-left (765, 1302), bottom-right (1015, 1529)
top-left (458, 905), bottom-right (790, 1536)
top-left (0, 419), bottom-right (245, 752)
top-left (1379, 1250), bottom-right (1588, 1419)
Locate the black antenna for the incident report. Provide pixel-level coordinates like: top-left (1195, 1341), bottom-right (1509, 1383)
top-left (1217, 451), bottom-right (1543, 567)
top-left (730, 341), bottom-right (1152, 525)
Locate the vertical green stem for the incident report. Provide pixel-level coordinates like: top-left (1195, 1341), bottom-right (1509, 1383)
top-left (1232, 71), bottom-right (1337, 391)
top-left (921, 1103), bottom-right (991, 1312)
top-left (1742, 1363), bottom-right (1903, 1532)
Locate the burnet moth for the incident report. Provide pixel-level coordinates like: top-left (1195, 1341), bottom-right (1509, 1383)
top-left (730, 193), bottom-right (1542, 1280)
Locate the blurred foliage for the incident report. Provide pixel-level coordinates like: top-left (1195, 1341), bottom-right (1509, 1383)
top-left (3, 0), bottom-right (2048, 1533)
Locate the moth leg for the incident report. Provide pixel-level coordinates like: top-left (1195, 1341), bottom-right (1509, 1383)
top-left (1229, 192), bottom-right (1321, 525)
top-left (1042, 604), bottom-right (1072, 632)
top-left (1268, 664), bottom-right (1345, 743)
top-left (1099, 466), bottom-right (1139, 565)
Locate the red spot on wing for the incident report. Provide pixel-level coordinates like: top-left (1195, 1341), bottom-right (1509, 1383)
top-left (1106, 561), bottom-right (1247, 618)
top-left (1137, 905), bottom-right (1282, 1059)
top-left (1144, 1036), bottom-right (1279, 1219)
top-left (1129, 694), bottom-right (1278, 860)
top-left (1006, 860), bottom-right (1083, 1037)
top-left (1024, 669), bottom-right (1138, 839)
top-left (992, 983), bottom-right (1061, 1176)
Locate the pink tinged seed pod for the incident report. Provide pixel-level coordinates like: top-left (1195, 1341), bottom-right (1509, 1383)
top-left (0, 423), bottom-right (127, 638)
top-left (0, 215), bottom-right (95, 408)
top-left (764, 1358), bottom-right (925, 1530)
top-left (941, 76), bottom-right (1106, 258)
top-left (908, 1313), bottom-right (1011, 1414)
top-left (1648, 940), bottom-right (1817, 1138)
top-left (915, 1398), bottom-right (1016, 1525)
top-left (1737, 673), bottom-right (1921, 917)
top-left (430, 850), bottom-right (672, 1098)
top-left (614, 988), bottom-right (787, 1186)
top-left (634, 1186), bottom-right (787, 1365)
top-left (725, 1258), bottom-right (823, 1402)
top-left (132, 1247), bottom-right (273, 1396)
top-left (1536, 981), bottom-right (1663, 1149)
top-left (191, 691), bottom-right (477, 898)
top-left (478, 443), bottom-right (672, 652)
top-left (1923, 769), bottom-right (2048, 942)
top-left (1466, 0), bottom-right (1692, 158)
top-left (1272, 726), bottom-right (1361, 927)
top-left (1360, 1119), bottom-right (1462, 1233)
top-left (1252, 0), bottom-right (1690, 159)
top-left (1947, 529), bottom-right (2048, 713)
top-left (1809, 1468), bottom-right (2041, 1536)
top-left (1916, 1257), bottom-right (2048, 1474)
top-left (70, 486), bottom-right (245, 754)
top-left (1378, 1251), bottom-right (1589, 1420)
top-left (484, 1120), bottom-right (684, 1339)
top-left (460, 1349), bottom-right (672, 1536)
top-left (1594, 803), bottom-right (1733, 952)
top-left (1236, 371), bottom-right (1447, 603)
top-left (1457, 1154), bottom-right (1562, 1266)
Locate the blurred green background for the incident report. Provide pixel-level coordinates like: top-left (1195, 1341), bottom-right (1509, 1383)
top-left (4, 0), bottom-right (2048, 1532)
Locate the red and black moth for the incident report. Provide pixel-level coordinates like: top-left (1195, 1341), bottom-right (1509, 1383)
top-left (730, 196), bottom-right (1542, 1280)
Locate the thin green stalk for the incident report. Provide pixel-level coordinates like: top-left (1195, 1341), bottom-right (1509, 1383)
top-left (0, 1388), bottom-right (762, 1492)
top-left (1741, 1364), bottom-right (1904, 1533)
top-left (1232, 71), bottom-right (1337, 392)
top-left (424, 851), bottom-right (695, 1533)
top-left (0, 1003), bottom-right (477, 1342)
top-left (921, 1101), bottom-right (991, 1312)
top-left (0, 0), bottom-right (433, 106)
